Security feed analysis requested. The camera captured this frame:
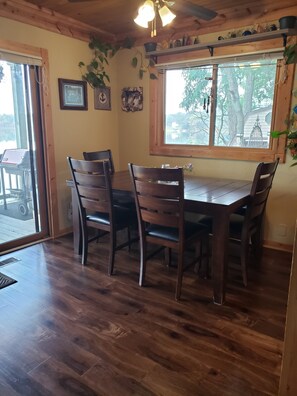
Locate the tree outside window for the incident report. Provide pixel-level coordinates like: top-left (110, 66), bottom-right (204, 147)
top-left (164, 58), bottom-right (277, 149)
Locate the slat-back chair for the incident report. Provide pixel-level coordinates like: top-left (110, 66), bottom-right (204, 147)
top-left (229, 159), bottom-right (279, 285)
top-left (68, 157), bottom-right (135, 275)
top-left (129, 163), bottom-right (209, 300)
top-left (83, 149), bottom-right (115, 174)
top-left (83, 149), bottom-right (135, 209)
top-left (200, 159), bottom-right (279, 286)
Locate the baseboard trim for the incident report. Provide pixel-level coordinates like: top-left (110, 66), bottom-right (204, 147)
top-left (263, 240), bottom-right (293, 253)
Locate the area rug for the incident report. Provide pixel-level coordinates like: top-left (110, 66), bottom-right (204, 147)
top-left (0, 272), bottom-right (17, 289)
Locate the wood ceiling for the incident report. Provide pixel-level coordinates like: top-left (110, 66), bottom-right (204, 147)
top-left (1, 0), bottom-right (297, 43)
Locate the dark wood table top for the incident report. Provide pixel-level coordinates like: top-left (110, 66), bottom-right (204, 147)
top-left (112, 170), bottom-right (252, 212)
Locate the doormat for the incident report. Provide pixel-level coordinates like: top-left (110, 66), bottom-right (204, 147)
top-left (0, 272), bottom-right (17, 290)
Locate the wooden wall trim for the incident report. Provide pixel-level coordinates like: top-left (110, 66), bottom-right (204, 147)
top-left (39, 47), bottom-right (59, 237)
top-left (0, 0), bottom-right (115, 42)
top-left (278, 222), bottom-right (297, 395)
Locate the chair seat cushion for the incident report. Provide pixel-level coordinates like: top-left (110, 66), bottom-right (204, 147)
top-left (113, 191), bottom-right (135, 206)
top-left (229, 213), bottom-right (244, 234)
top-left (146, 221), bottom-right (208, 242)
top-left (199, 214), bottom-right (244, 239)
top-left (87, 206), bottom-right (137, 228)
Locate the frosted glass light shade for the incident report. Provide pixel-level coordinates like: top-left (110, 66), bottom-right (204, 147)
top-left (134, 14), bottom-right (149, 28)
top-left (158, 5), bottom-right (176, 26)
top-left (138, 0), bottom-right (155, 22)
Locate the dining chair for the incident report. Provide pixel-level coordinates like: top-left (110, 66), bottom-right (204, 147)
top-left (201, 159), bottom-right (279, 286)
top-left (67, 157), bottom-right (136, 275)
top-left (83, 149), bottom-right (135, 209)
top-left (128, 163), bottom-right (209, 300)
top-left (83, 149), bottom-right (115, 174)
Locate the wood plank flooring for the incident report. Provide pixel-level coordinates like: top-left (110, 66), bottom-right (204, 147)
top-left (0, 213), bottom-right (35, 243)
top-left (0, 234), bottom-right (292, 395)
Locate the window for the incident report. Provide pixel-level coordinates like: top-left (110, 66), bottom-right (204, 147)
top-left (150, 50), bottom-right (294, 162)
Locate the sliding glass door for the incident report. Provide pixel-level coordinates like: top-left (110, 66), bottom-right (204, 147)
top-left (0, 59), bottom-right (49, 251)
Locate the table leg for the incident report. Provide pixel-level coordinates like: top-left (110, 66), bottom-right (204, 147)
top-left (71, 187), bottom-right (81, 255)
top-left (211, 211), bottom-right (229, 304)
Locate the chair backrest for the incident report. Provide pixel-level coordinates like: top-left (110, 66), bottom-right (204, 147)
top-left (67, 157), bottom-right (113, 224)
top-left (129, 164), bottom-right (185, 238)
top-left (83, 149), bottom-right (115, 174)
top-left (247, 158), bottom-right (279, 229)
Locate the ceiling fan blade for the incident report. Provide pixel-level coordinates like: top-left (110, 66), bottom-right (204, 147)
top-left (68, 0), bottom-right (98, 2)
top-left (171, 1), bottom-right (217, 21)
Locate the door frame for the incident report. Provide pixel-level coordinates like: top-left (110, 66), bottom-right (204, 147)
top-left (0, 38), bottom-right (58, 242)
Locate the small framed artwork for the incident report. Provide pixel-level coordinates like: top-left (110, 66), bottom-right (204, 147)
top-left (121, 87), bottom-right (143, 112)
top-left (58, 78), bottom-right (88, 110)
top-left (94, 86), bottom-right (111, 110)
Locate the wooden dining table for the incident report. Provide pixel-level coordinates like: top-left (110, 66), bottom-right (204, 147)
top-left (67, 170), bottom-right (252, 305)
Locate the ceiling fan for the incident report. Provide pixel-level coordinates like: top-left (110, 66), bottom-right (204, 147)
top-left (133, 0), bottom-right (217, 37)
top-left (67, 0), bottom-right (217, 22)
top-left (165, 1), bottom-right (217, 21)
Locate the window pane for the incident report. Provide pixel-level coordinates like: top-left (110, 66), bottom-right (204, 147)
top-left (214, 59), bottom-right (277, 148)
top-left (164, 68), bottom-right (212, 145)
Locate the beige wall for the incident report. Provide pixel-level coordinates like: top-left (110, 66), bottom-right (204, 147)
top-left (1, 16), bottom-right (296, 248)
top-left (0, 17), bottom-right (121, 231)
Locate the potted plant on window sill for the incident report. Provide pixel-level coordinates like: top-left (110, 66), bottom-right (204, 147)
top-left (271, 105), bottom-right (297, 167)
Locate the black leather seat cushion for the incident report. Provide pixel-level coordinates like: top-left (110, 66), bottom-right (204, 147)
top-left (146, 221), bottom-right (208, 242)
top-left (87, 206), bottom-right (137, 228)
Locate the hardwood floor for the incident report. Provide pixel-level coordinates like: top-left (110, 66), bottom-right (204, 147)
top-left (0, 213), bottom-right (35, 243)
top-left (0, 234), bottom-right (291, 395)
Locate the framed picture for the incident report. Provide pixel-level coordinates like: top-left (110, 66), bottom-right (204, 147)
top-left (121, 87), bottom-right (143, 112)
top-left (94, 86), bottom-right (111, 110)
top-left (58, 78), bottom-right (88, 110)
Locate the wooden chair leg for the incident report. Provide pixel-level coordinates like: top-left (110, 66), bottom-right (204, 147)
top-left (240, 241), bottom-right (249, 287)
top-left (81, 226), bottom-right (88, 265)
top-left (175, 254), bottom-right (184, 301)
top-left (127, 226), bottom-right (131, 252)
top-left (251, 229), bottom-right (263, 263)
top-left (108, 231), bottom-right (116, 276)
top-left (139, 238), bottom-right (147, 286)
top-left (165, 247), bottom-right (172, 266)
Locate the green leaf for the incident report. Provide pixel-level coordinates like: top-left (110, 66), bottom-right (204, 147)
top-left (131, 57), bottom-right (138, 68)
top-left (149, 58), bottom-right (156, 67)
top-left (150, 73), bottom-right (158, 80)
top-left (122, 36), bottom-right (136, 49)
top-left (91, 60), bottom-right (99, 69)
top-left (271, 130), bottom-right (289, 138)
top-left (78, 62), bottom-right (85, 68)
top-left (284, 44), bottom-right (297, 64)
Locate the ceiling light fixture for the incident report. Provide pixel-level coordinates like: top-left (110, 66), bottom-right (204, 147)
top-left (134, 0), bottom-right (176, 37)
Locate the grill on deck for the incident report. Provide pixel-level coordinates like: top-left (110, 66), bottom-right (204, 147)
top-left (0, 148), bottom-right (32, 216)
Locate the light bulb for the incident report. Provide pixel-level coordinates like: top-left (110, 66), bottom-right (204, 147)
top-left (158, 5), bottom-right (176, 26)
top-left (134, 13), bottom-right (149, 28)
top-left (138, 0), bottom-right (155, 22)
